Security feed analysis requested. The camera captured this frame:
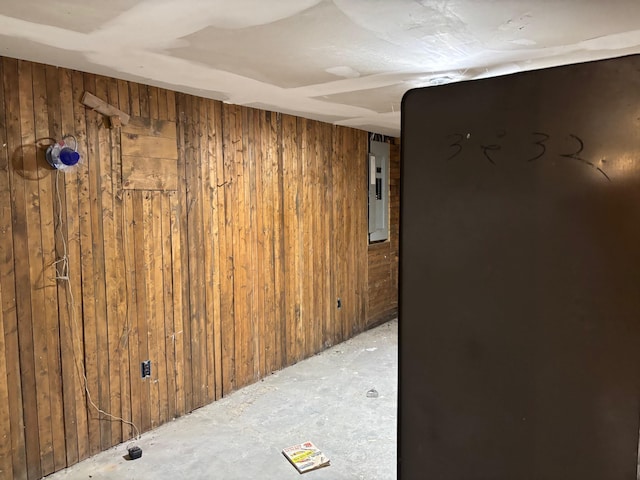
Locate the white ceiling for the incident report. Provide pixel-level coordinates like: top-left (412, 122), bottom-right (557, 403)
top-left (2, 0), bottom-right (640, 137)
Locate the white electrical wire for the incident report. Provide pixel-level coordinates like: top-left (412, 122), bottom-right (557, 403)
top-left (54, 169), bottom-right (141, 441)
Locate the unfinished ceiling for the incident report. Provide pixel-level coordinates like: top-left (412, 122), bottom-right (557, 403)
top-left (1, 0), bottom-right (640, 136)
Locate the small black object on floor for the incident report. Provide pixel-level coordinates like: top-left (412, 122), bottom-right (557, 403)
top-left (126, 445), bottom-right (143, 460)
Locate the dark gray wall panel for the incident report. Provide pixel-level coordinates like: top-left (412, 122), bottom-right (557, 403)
top-left (400, 54), bottom-right (640, 480)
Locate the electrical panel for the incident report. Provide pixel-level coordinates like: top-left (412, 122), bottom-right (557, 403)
top-left (368, 140), bottom-right (389, 242)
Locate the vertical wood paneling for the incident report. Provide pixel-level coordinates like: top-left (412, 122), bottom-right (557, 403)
top-left (0, 56), bottom-right (21, 480)
top-left (301, 119), bottom-right (314, 358)
top-left (331, 126), bottom-right (346, 346)
top-left (355, 129), bottom-right (368, 331)
top-left (148, 87), bottom-right (159, 121)
top-left (104, 76), bottom-right (124, 446)
top-left (121, 80), bottom-right (141, 442)
top-left (0, 245), bottom-right (12, 480)
top-left (219, 100), bottom-right (235, 396)
top-left (2, 57), bottom-right (28, 480)
top-left (150, 191), bottom-right (165, 428)
top-left (151, 90), bottom-right (166, 428)
top-left (273, 112), bottom-right (286, 372)
top-left (160, 192), bottom-right (176, 418)
top-left (35, 61), bottom-right (66, 475)
top-left (0, 56), bottom-right (398, 479)
top-left (201, 99), bottom-right (215, 404)
top-left (79, 73), bottom-right (101, 456)
top-left (310, 120), bottom-right (322, 355)
top-left (156, 93), bottom-right (174, 422)
top-left (256, 111), bottom-right (271, 377)
top-left (206, 99), bottom-right (223, 400)
top-left (221, 103), bottom-right (237, 392)
top-left (0, 57), bottom-right (14, 480)
top-left (167, 90), bottom-right (184, 416)
top-left (139, 84), bottom-right (149, 119)
top-left (49, 65), bottom-right (79, 469)
top-left (175, 93), bottom-right (192, 414)
top-left (129, 83), bottom-right (140, 117)
top-left (389, 140), bottom-right (400, 308)
top-left (132, 190), bottom-right (151, 433)
top-left (246, 108), bottom-right (259, 382)
top-left (93, 75), bottom-right (112, 451)
top-left (98, 76), bottom-right (119, 449)
top-left (282, 114), bottom-right (301, 364)
top-left (169, 188), bottom-right (186, 416)
top-left (123, 190), bottom-right (141, 435)
top-left (69, 68), bottom-right (90, 463)
top-left (320, 122), bottom-right (334, 349)
top-left (228, 104), bottom-right (252, 389)
top-left (16, 59), bottom-right (44, 480)
top-left (265, 111), bottom-right (282, 374)
top-left (115, 78), bottom-right (132, 442)
top-left (186, 94), bottom-right (205, 407)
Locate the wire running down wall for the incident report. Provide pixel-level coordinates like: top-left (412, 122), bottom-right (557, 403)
top-left (0, 56), bottom-right (395, 480)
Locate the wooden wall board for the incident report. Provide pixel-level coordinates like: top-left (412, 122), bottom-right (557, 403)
top-left (84, 73), bottom-right (110, 454)
top-left (121, 156), bottom-right (178, 191)
top-left (205, 99), bottom-right (223, 400)
top-left (69, 67), bottom-right (91, 463)
top-left (123, 190), bottom-right (142, 439)
top-left (109, 77), bottom-right (129, 445)
top-left (121, 134), bottom-right (177, 158)
top-left (319, 122), bottom-right (334, 348)
top-left (281, 114), bottom-right (302, 364)
top-left (94, 75), bottom-right (113, 452)
top-left (174, 93), bottom-right (192, 415)
top-left (121, 116), bottom-right (178, 191)
top-left (185, 94), bottom-right (204, 407)
top-left (0, 55), bottom-right (21, 480)
top-left (247, 108), bottom-right (260, 383)
top-left (101, 76), bottom-right (122, 448)
top-left (218, 97), bottom-right (236, 396)
top-left (52, 65), bottom-right (80, 468)
top-left (331, 126), bottom-right (346, 345)
top-left (255, 110), bottom-right (269, 377)
top-left (15, 58), bottom-right (44, 480)
top-left (36, 61), bottom-right (66, 474)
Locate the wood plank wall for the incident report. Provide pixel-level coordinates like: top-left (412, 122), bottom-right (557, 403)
top-left (0, 56), bottom-right (390, 480)
top-left (366, 139), bottom-right (400, 327)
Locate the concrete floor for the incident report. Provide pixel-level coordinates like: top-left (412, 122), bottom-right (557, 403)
top-left (48, 320), bottom-right (398, 480)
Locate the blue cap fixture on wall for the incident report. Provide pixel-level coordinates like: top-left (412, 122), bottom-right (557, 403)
top-left (46, 134), bottom-right (80, 170)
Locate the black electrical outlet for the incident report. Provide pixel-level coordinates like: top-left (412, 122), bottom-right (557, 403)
top-left (141, 360), bottom-right (151, 379)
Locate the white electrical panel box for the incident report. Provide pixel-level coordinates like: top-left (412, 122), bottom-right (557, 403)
top-left (368, 140), bottom-right (389, 242)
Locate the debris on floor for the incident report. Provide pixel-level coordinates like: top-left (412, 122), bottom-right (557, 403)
top-left (127, 444), bottom-right (143, 460)
top-left (282, 441), bottom-right (330, 473)
top-left (366, 388), bottom-right (379, 398)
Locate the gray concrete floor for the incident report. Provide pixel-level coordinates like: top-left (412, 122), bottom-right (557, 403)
top-left (48, 320), bottom-right (398, 480)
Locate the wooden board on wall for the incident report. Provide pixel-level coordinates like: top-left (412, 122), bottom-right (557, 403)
top-left (121, 116), bottom-right (178, 191)
top-left (0, 56), bottom-right (26, 480)
top-left (15, 58), bottom-right (45, 479)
